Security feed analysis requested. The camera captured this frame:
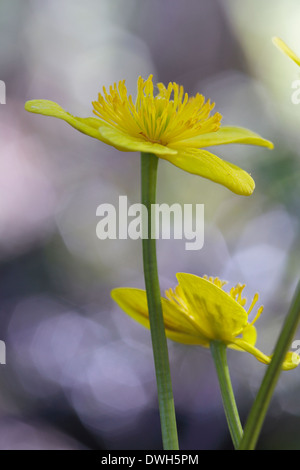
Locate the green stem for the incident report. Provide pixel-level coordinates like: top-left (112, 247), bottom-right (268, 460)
top-left (239, 280), bottom-right (300, 450)
top-left (140, 152), bottom-right (179, 450)
top-left (210, 341), bottom-right (243, 449)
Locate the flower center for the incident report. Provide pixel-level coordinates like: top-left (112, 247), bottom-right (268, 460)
top-left (92, 75), bottom-right (222, 147)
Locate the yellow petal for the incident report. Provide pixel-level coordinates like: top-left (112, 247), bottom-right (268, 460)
top-left (241, 323), bottom-right (257, 346)
top-left (232, 338), bottom-right (300, 370)
top-left (111, 287), bottom-right (207, 345)
top-left (176, 273), bottom-right (248, 342)
top-left (172, 126), bottom-right (274, 150)
top-left (111, 288), bottom-right (150, 330)
top-left (98, 125), bottom-right (177, 155)
top-left (283, 351), bottom-right (300, 370)
top-left (161, 148), bottom-right (255, 196)
top-left (229, 324), bottom-right (257, 352)
top-left (273, 37), bottom-right (300, 67)
top-left (25, 100), bottom-right (112, 143)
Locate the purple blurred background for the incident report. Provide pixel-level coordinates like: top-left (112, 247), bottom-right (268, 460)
top-left (0, 0), bottom-right (300, 450)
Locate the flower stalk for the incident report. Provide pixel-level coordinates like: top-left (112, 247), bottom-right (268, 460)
top-left (239, 280), bottom-right (300, 450)
top-left (210, 341), bottom-right (243, 449)
top-left (140, 152), bottom-right (179, 450)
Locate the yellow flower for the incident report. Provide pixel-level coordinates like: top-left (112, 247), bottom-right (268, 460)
top-left (111, 273), bottom-right (299, 370)
top-left (25, 75), bottom-right (273, 196)
top-left (273, 36), bottom-right (300, 66)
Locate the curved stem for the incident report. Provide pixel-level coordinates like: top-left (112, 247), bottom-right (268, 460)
top-left (239, 281), bottom-right (300, 450)
top-left (210, 341), bottom-right (243, 449)
top-left (140, 152), bottom-right (179, 450)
